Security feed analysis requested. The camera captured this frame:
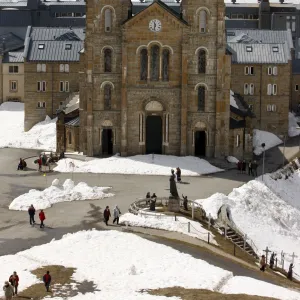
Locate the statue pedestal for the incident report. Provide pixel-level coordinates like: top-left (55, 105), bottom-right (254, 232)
top-left (168, 197), bottom-right (180, 212)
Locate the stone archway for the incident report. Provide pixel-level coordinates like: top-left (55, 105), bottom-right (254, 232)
top-left (145, 100), bottom-right (163, 112)
top-left (194, 121), bottom-right (207, 156)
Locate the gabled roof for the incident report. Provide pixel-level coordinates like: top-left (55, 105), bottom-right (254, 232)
top-left (65, 116), bottom-right (79, 127)
top-left (227, 42), bottom-right (291, 64)
top-left (125, 0), bottom-right (187, 26)
top-left (29, 27), bottom-right (85, 41)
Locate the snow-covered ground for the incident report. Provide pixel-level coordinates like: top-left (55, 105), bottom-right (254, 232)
top-left (0, 230), bottom-right (299, 300)
top-left (226, 156), bottom-right (239, 164)
top-left (120, 212), bottom-right (217, 245)
top-left (253, 129), bottom-right (282, 155)
top-left (0, 102), bottom-right (56, 151)
top-left (289, 112), bottom-right (300, 137)
top-left (9, 179), bottom-right (114, 210)
top-left (196, 170), bottom-right (300, 278)
top-left (54, 155), bottom-right (223, 176)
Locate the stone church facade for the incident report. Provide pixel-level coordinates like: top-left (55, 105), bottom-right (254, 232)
top-left (79, 0), bottom-right (231, 158)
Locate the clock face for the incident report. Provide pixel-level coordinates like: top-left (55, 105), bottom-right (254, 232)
top-left (149, 19), bottom-right (162, 32)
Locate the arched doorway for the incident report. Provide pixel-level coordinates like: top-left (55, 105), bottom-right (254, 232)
top-left (146, 116), bottom-right (162, 154)
top-left (194, 121), bottom-right (207, 157)
top-left (101, 120), bottom-right (113, 155)
top-left (195, 131), bottom-right (206, 156)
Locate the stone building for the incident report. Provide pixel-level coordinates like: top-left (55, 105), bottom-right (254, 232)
top-left (228, 29), bottom-right (293, 137)
top-left (79, 0), bottom-right (231, 158)
top-left (23, 27), bottom-right (84, 131)
top-left (292, 60), bottom-right (300, 113)
top-left (0, 32), bottom-right (25, 103)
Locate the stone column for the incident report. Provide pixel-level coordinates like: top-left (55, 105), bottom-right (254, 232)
top-left (180, 46), bottom-right (188, 156)
top-left (121, 43), bottom-right (128, 156)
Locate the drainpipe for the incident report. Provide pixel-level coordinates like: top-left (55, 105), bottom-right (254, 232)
top-left (52, 64), bottom-right (54, 117)
top-left (243, 116), bottom-right (246, 160)
top-left (259, 65), bottom-right (263, 129)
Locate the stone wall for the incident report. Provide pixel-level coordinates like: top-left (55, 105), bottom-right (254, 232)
top-left (292, 74), bottom-right (300, 112)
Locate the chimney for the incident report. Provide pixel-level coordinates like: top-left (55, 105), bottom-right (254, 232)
top-left (231, 0), bottom-right (236, 3)
top-left (279, 0), bottom-right (284, 3)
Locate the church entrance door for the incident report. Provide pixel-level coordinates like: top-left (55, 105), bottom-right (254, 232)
top-left (195, 131), bottom-right (206, 156)
top-left (102, 129), bottom-right (113, 155)
top-left (146, 116), bottom-right (162, 154)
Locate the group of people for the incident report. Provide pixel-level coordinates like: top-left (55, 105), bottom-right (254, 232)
top-left (146, 192), bottom-right (157, 211)
top-left (17, 158), bottom-right (27, 171)
top-left (237, 160), bottom-right (258, 176)
top-left (259, 254), bottom-right (294, 280)
top-left (28, 204), bottom-right (46, 228)
top-left (103, 205), bottom-right (121, 226)
top-left (3, 271), bottom-right (51, 299)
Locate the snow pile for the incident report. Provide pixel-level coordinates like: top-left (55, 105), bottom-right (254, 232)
top-left (54, 155), bottom-right (223, 176)
top-left (230, 90), bottom-right (238, 109)
top-left (9, 179), bottom-right (114, 210)
top-left (120, 212), bottom-right (217, 245)
top-left (288, 112), bottom-right (300, 137)
top-left (253, 129), bottom-right (282, 155)
top-left (1, 230), bottom-right (300, 300)
top-left (226, 156), bottom-right (239, 164)
top-left (0, 102), bottom-right (56, 151)
top-left (196, 171), bottom-right (300, 277)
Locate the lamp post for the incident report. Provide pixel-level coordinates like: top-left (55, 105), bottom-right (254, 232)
top-left (261, 143), bottom-right (265, 181)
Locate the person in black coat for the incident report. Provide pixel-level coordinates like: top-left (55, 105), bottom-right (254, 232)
top-left (28, 204), bottom-right (36, 225)
top-left (176, 167), bottom-right (181, 183)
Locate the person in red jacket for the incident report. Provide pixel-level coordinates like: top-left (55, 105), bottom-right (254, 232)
top-left (43, 271), bottom-right (51, 292)
top-left (39, 210), bottom-right (46, 228)
top-left (103, 206), bottom-right (111, 226)
top-left (9, 271), bottom-right (19, 296)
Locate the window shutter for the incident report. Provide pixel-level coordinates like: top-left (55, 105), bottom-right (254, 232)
top-left (37, 64), bottom-right (41, 72)
top-left (273, 66), bottom-right (278, 76)
top-left (272, 104), bottom-right (277, 112)
top-left (59, 64), bottom-right (64, 72)
top-left (42, 64), bottom-right (46, 72)
top-left (267, 84), bottom-right (272, 95)
top-left (236, 135), bottom-right (240, 147)
top-left (245, 66), bottom-right (249, 75)
top-left (199, 10), bottom-right (207, 33)
top-left (65, 64), bottom-right (69, 72)
top-left (267, 105), bottom-right (271, 111)
top-left (250, 83), bottom-right (254, 95)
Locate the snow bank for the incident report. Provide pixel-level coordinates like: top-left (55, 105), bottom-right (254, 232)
top-left (0, 230), bottom-right (299, 300)
top-left (0, 102), bottom-right (56, 151)
top-left (196, 171), bottom-right (300, 277)
top-left (54, 155), bottom-right (223, 176)
top-left (120, 212), bottom-right (217, 245)
top-left (221, 276), bottom-right (300, 300)
top-left (253, 129), bottom-right (282, 155)
top-left (288, 112), bottom-right (300, 137)
top-left (226, 156), bottom-right (239, 164)
top-left (9, 179), bottom-right (114, 210)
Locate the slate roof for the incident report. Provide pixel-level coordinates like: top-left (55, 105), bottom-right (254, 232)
top-left (227, 42), bottom-right (291, 64)
top-left (0, 0), bottom-right (27, 7)
top-left (2, 51), bottom-right (24, 63)
top-left (25, 27), bottom-right (85, 62)
top-left (0, 32), bottom-right (24, 54)
top-left (65, 116), bottom-right (79, 127)
top-left (230, 91), bottom-right (254, 118)
top-left (226, 29), bottom-right (294, 49)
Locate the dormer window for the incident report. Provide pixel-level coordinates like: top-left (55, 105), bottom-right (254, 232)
top-left (65, 44), bottom-right (72, 50)
top-left (246, 46), bottom-right (252, 52)
top-left (38, 44), bottom-right (45, 50)
top-left (272, 46), bottom-right (279, 52)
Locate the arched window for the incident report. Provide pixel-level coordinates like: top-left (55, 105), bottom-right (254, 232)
top-left (104, 48), bottom-right (112, 72)
top-left (199, 10), bottom-right (207, 33)
top-left (198, 86), bottom-right (205, 111)
top-left (104, 85), bottom-right (112, 110)
top-left (162, 49), bottom-right (170, 81)
top-left (104, 9), bottom-right (112, 32)
top-left (140, 49), bottom-right (148, 81)
top-left (198, 50), bottom-right (206, 73)
top-left (150, 45), bottom-right (159, 81)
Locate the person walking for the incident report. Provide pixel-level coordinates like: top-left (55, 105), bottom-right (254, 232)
top-left (176, 167), bottom-right (181, 183)
top-left (269, 252), bottom-right (275, 269)
top-left (287, 263), bottom-right (294, 280)
top-left (9, 271), bottom-right (19, 296)
top-left (3, 281), bottom-right (14, 300)
top-left (260, 255), bottom-right (266, 272)
top-left (113, 205), bottom-right (121, 225)
top-left (28, 204), bottom-right (36, 225)
top-left (248, 160), bottom-right (252, 176)
top-left (17, 158), bottom-right (23, 170)
top-left (103, 206), bottom-right (111, 226)
top-left (39, 209), bottom-right (46, 228)
top-left (43, 271), bottom-right (51, 292)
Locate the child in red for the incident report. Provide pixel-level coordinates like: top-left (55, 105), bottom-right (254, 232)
top-left (39, 210), bottom-right (46, 228)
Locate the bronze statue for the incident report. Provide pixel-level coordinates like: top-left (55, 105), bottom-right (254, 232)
top-left (169, 169), bottom-right (179, 199)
